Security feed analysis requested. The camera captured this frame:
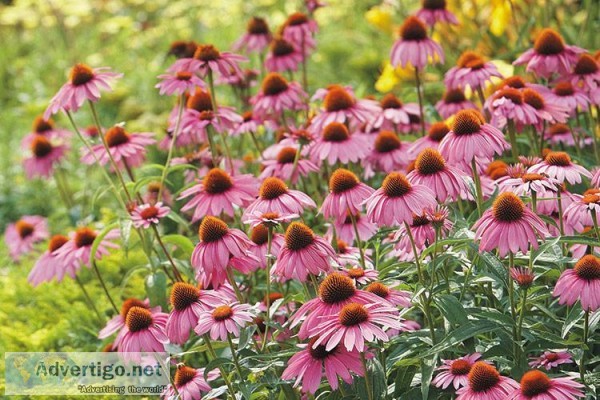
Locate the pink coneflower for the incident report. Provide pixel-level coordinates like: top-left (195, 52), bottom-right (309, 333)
top-left (195, 302), bottom-right (254, 340)
top-left (5, 216), bottom-right (48, 261)
top-left (233, 17), bottom-right (272, 53)
top-left (393, 213), bottom-right (451, 260)
top-left (514, 28), bottom-right (584, 78)
top-left (162, 365), bottom-right (217, 400)
top-left (243, 177), bottom-right (316, 221)
top-left (474, 193), bottom-right (548, 256)
top-left (23, 136), bottom-right (68, 179)
top-left (445, 51), bottom-right (502, 90)
top-left (259, 146), bottom-right (319, 184)
top-left (489, 87), bottom-right (538, 128)
top-left (456, 362), bottom-right (519, 400)
top-left (21, 116), bottom-right (71, 149)
top-left (179, 168), bottom-right (258, 222)
top-left (282, 12), bottom-right (318, 50)
top-left (44, 63), bottom-right (122, 119)
top-left (28, 235), bottom-right (78, 286)
top-left (544, 123), bottom-right (588, 147)
top-left (339, 263), bottom-right (378, 285)
top-left (265, 38), bottom-right (304, 72)
top-left (166, 282), bottom-right (222, 344)
top-left (244, 210), bottom-right (299, 228)
top-left (554, 254), bottom-right (600, 311)
top-left (251, 73), bottom-right (307, 119)
top-left (191, 216), bottom-right (252, 288)
top-left (364, 281), bottom-right (412, 308)
top-left (98, 299), bottom-right (162, 347)
top-left (170, 44), bottom-right (247, 79)
top-left (507, 370), bottom-right (584, 400)
top-left (439, 110), bottom-right (509, 169)
top-left (364, 172), bottom-right (437, 226)
top-left (330, 212), bottom-right (378, 244)
top-left (415, 0), bottom-right (458, 26)
top-left (248, 224), bottom-right (284, 269)
top-left (408, 122), bottom-right (450, 158)
top-left (435, 88), bottom-right (478, 120)
top-left (281, 337), bottom-right (364, 394)
top-left (363, 131), bottom-right (410, 177)
top-left (570, 54), bottom-right (600, 92)
top-left (273, 222), bottom-right (335, 281)
top-left (130, 202), bottom-right (170, 229)
top-left (55, 227), bottom-right (119, 268)
top-left (500, 173), bottom-right (560, 216)
top-left (407, 148), bottom-right (468, 202)
top-left (564, 190), bottom-right (600, 232)
top-left (81, 125), bottom-right (155, 169)
top-left (528, 151), bottom-right (592, 184)
top-left (390, 16), bottom-right (444, 69)
top-left (309, 85), bottom-right (380, 133)
top-left (290, 272), bottom-right (383, 338)
top-left (321, 169), bottom-right (374, 219)
top-left (234, 111), bottom-right (273, 136)
top-left (529, 351), bottom-right (573, 370)
top-left (155, 70), bottom-right (206, 96)
top-left (309, 302), bottom-right (402, 352)
top-left (179, 89), bottom-right (242, 143)
top-left (521, 89), bottom-right (569, 129)
top-left (370, 93), bottom-right (420, 131)
top-left (119, 306), bottom-right (169, 359)
top-left (433, 353), bottom-right (483, 390)
top-left (544, 81), bottom-right (591, 114)
top-left (309, 122), bottom-right (370, 166)
top-left (511, 267), bottom-right (536, 289)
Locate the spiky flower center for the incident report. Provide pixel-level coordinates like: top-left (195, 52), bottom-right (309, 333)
top-left (574, 255), bottom-right (600, 280)
top-left (33, 116), bottom-right (54, 133)
top-left (346, 268), bottom-right (365, 279)
top-left (126, 306), bottom-right (153, 333)
top-left (30, 136), bottom-right (53, 158)
top-left (428, 122), bottom-right (450, 141)
top-left (468, 362), bottom-right (500, 393)
top-left (322, 122), bottom-right (350, 142)
top-left (423, 0), bottom-right (447, 10)
top-left (74, 227), bottom-right (97, 248)
top-left (574, 54), bottom-right (599, 75)
top-left (329, 169), bottom-right (359, 194)
top-left (492, 193), bottom-right (525, 222)
top-left (248, 16), bottom-right (269, 34)
top-left (545, 151), bottom-right (571, 166)
top-left (503, 76), bottom-right (526, 89)
top-left (548, 123), bottom-right (570, 136)
top-left (319, 273), bottom-right (356, 304)
top-left (212, 305), bottom-right (233, 321)
top-left (250, 225), bottom-right (269, 245)
top-left (533, 28), bottom-right (565, 55)
top-left (168, 41), bottom-right (197, 59)
top-left (120, 298), bottom-right (149, 318)
top-left (400, 16), bottom-right (427, 41)
top-left (259, 177), bottom-right (288, 200)
top-left (194, 44), bottom-right (220, 61)
top-left (553, 82), bottom-right (575, 96)
top-left (382, 172), bottom-right (412, 197)
top-left (176, 71), bottom-right (192, 81)
top-left (365, 282), bottom-right (389, 298)
top-left (105, 126), bottom-right (130, 148)
top-left (375, 131), bottom-right (401, 153)
top-left (412, 214), bottom-right (430, 227)
top-left (457, 51), bottom-right (485, 69)
top-left (495, 88), bottom-right (523, 104)
top-left (450, 359), bottom-right (472, 375)
top-left (70, 63), bottom-right (95, 86)
top-left (308, 337), bottom-right (335, 359)
top-left (380, 93), bottom-right (403, 109)
top-left (187, 90), bottom-right (213, 112)
top-left (274, 147), bottom-right (296, 164)
top-left (287, 12), bottom-right (309, 26)
top-left (545, 353), bottom-right (559, 362)
top-left (15, 220), bottom-right (35, 238)
top-left (262, 73), bottom-right (289, 96)
top-left (174, 366), bottom-right (196, 387)
top-left (139, 206), bottom-right (159, 220)
top-left (452, 110), bottom-right (484, 136)
top-left (323, 87), bottom-right (355, 112)
top-left (203, 168), bottom-right (233, 194)
top-left (522, 173), bottom-right (545, 183)
top-left (443, 88), bottom-right (467, 103)
top-left (415, 148), bottom-right (446, 175)
top-left (522, 89), bottom-right (545, 109)
top-left (264, 292), bottom-right (284, 305)
top-left (199, 216), bottom-right (229, 242)
top-left (271, 38), bottom-right (295, 56)
top-left (285, 222), bottom-right (314, 251)
top-left (48, 234), bottom-right (69, 252)
top-left (170, 282), bottom-right (201, 311)
top-left (339, 303), bottom-right (369, 326)
top-left (520, 370), bottom-right (552, 397)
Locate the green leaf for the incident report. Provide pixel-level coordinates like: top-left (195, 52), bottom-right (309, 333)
top-left (435, 295), bottom-right (468, 325)
top-left (422, 320), bottom-right (503, 357)
top-left (161, 234), bottom-right (195, 258)
top-left (394, 364), bottom-right (417, 397)
top-left (420, 356), bottom-right (437, 400)
top-left (88, 221), bottom-right (120, 270)
top-left (562, 307), bottom-right (584, 338)
top-left (145, 271), bottom-right (168, 309)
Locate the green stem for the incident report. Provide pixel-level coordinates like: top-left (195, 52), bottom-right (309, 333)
top-left (516, 287), bottom-right (528, 344)
top-left (75, 275), bottom-right (103, 322)
top-left (226, 333), bottom-right (244, 378)
top-left (349, 212), bottom-right (366, 268)
top-left (471, 159), bottom-right (483, 217)
top-left (158, 94), bottom-right (185, 200)
top-left (580, 310), bottom-right (590, 383)
top-left (360, 352), bottom-right (373, 400)
top-left (261, 226), bottom-right (274, 351)
top-left (227, 267), bottom-right (244, 302)
top-left (414, 67), bottom-right (426, 137)
top-left (288, 143), bottom-right (304, 186)
top-left (204, 335), bottom-right (237, 399)
top-left (207, 70), bottom-right (235, 172)
top-left (92, 260), bottom-right (118, 313)
top-left (152, 225), bottom-right (184, 282)
top-left (507, 120), bottom-right (519, 161)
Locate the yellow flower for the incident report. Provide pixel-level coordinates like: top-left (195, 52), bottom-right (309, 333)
top-left (490, 0), bottom-right (512, 37)
top-left (365, 5), bottom-right (394, 34)
top-left (375, 62), bottom-right (416, 93)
